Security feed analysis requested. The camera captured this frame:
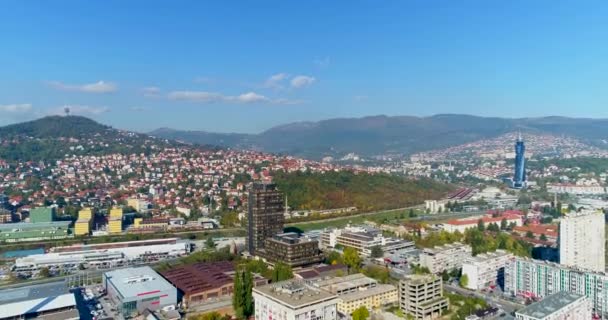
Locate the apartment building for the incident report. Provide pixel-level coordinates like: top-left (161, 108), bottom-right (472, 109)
top-left (419, 243), bottom-right (472, 274)
top-left (247, 183), bottom-right (285, 255)
top-left (313, 274), bottom-right (397, 314)
top-left (515, 292), bottom-right (591, 320)
top-left (399, 275), bottom-right (448, 320)
top-left (505, 258), bottom-right (608, 318)
top-left (461, 250), bottom-right (514, 290)
top-left (559, 211), bottom-right (605, 272)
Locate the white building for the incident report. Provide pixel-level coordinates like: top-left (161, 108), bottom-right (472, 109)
top-left (253, 280), bottom-right (339, 320)
top-left (443, 215), bottom-right (522, 234)
top-left (419, 243), bottom-right (472, 274)
top-left (424, 200), bottom-right (446, 214)
top-left (559, 211), bottom-right (605, 272)
top-left (515, 291), bottom-right (591, 320)
top-left (461, 250), bottom-right (513, 290)
top-left (320, 225), bottom-right (414, 256)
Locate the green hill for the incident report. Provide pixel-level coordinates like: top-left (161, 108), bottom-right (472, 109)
top-left (273, 171), bottom-right (453, 211)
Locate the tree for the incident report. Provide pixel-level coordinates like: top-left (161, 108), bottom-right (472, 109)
top-left (500, 218), bottom-right (507, 230)
top-left (370, 246), bottom-right (384, 258)
top-left (408, 209), bottom-right (416, 218)
top-left (459, 274), bottom-right (469, 288)
top-left (477, 219), bottom-right (485, 232)
top-left (39, 267), bottom-right (50, 278)
top-left (487, 223), bottom-right (499, 232)
top-left (271, 262), bottom-right (294, 282)
top-left (205, 237), bottom-right (216, 249)
top-left (232, 268), bottom-right (254, 319)
top-left (352, 306), bottom-right (370, 320)
top-left (325, 251), bottom-right (343, 265)
top-left (526, 231), bottom-right (535, 239)
top-left (540, 233), bottom-right (548, 241)
top-left (441, 270), bottom-right (450, 281)
top-left (343, 247), bottom-right (362, 273)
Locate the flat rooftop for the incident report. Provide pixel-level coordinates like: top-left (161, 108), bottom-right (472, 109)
top-left (254, 280), bottom-right (337, 308)
top-left (105, 266), bottom-right (175, 299)
top-left (0, 281), bottom-right (68, 304)
top-left (464, 250), bottom-right (512, 264)
top-left (516, 292), bottom-right (585, 319)
top-left (314, 274), bottom-right (377, 292)
top-left (161, 261), bottom-right (234, 295)
top-left (0, 221), bottom-right (72, 231)
top-left (401, 274), bottom-right (439, 286)
top-left (339, 284), bottom-right (397, 302)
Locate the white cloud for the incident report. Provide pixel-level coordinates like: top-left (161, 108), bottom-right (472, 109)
top-left (141, 86), bottom-right (161, 97)
top-left (48, 80), bottom-right (117, 93)
top-left (49, 105), bottom-right (110, 116)
top-left (167, 90), bottom-right (298, 105)
top-left (263, 73), bottom-right (289, 89)
top-left (0, 103), bottom-right (33, 113)
top-left (290, 75), bottom-right (316, 88)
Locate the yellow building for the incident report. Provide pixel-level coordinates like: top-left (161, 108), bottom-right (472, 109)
top-left (109, 207), bottom-right (123, 219)
top-left (337, 284), bottom-right (398, 314)
top-left (133, 218), bottom-right (168, 230)
top-left (74, 208), bottom-right (94, 236)
top-left (108, 217), bottom-right (122, 234)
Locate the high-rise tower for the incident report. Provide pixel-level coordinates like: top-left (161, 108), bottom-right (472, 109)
top-left (513, 133), bottom-right (526, 189)
top-left (559, 211), bottom-right (605, 272)
top-left (246, 182), bottom-right (285, 255)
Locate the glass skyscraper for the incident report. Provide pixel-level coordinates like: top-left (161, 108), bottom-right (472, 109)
top-left (513, 134), bottom-right (526, 189)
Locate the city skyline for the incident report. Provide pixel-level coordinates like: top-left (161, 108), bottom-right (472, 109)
top-left (2, 1), bottom-right (608, 132)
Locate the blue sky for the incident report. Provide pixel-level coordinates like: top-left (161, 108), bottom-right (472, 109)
top-left (1, 1), bottom-right (608, 133)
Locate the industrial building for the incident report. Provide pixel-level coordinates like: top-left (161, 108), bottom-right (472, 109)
top-left (260, 232), bottom-right (324, 267)
top-left (253, 280), bottom-right (339, 320)
top-left (247, 183), bottom-right (285, 255)
top-left (104, 266), bottom-right (177, 318)
top-left (13, 241), bottom-right (189, 276)
top-left (161, 261), bottom-right (268, 308)
top-left (505, 258), bottom-right (608, 318)
top-left (399, 275), bottom-right (448, 320)
top-left (0, 221), bottom-right (73, 242)
top-left (461, 250), bottom-right (513, 290)
top-left (0, 282), bottom-right (79, 320)
top-left (313, 274), bottom-right (398, 315)
top-left (419, 242), bottom-right (472, 274)
top-left (514, 292), bottom-right (591, 320)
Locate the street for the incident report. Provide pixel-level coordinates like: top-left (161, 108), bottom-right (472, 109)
top-left (444, 283), bottom-right (523, 315)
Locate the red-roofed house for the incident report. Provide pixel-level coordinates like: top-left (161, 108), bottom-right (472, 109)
top-left (444, 215), bottom-right (522, 233)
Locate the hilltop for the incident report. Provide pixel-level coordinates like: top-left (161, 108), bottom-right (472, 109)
top-left (149, 114), bottom-right (608, 160)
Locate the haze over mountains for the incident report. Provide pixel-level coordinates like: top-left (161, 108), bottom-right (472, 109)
top-left (149, 114), bottom-right (608, 159)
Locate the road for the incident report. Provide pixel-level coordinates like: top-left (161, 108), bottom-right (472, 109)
top-left (445, 283), bottom-right (523, 315)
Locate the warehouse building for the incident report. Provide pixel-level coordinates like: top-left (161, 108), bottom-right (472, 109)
top-left (0, 282), bottom-right (79, 320)
top-left (104, 266), bottom-right (177, 318)
top-left (0, 221), bottom-right (73, 242)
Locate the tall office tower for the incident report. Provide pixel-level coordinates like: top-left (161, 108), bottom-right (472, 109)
top-left (559, 211), bottom-right (605, 272)
top-left (513, 133), bottom-right (526, 189)
top-left (247, 183), bottom-right (285, 255)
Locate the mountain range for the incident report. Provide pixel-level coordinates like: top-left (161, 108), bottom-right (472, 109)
top-left (149, 114), bottom-right (608, 159)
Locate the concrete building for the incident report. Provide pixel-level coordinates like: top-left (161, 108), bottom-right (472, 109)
top-left (419, 243), bottom-right (472, 274)
top-left (505, 258), bottom-right (608, 318)
top-left (313, 274), bottom-right (398, 315)
top-left (424, 200), bottom-right (446, 214)
top-left (0, 221), bottom-right (72, 242)
top-left (104, 266), bottom-right (177, 318)
top-left (399, 275), bottom-right (448, 320)
top-left (108, 207), bottom-right (123, 234)
top-left (559, 211), bottom-right (605, 272)
top-left (461, 250), bottom-right (513, 290)
top-left (0, 208), bottom-right (12, 223)
top-left (320, 225), bottom-right (415, 257)
top-left (127, 198), bottom-right (150, 213)
top-left (74, 207), bottom-right (93, 236)
top-left (443, 215), bottom-right (522, 233)
top-left (29, 207), bottom-right (54, 223)
top-left (253, 280), bottom-right (339, 320)
top-left (0, 282), bottom-right (79, 320)
top-left (261, 232), bottom-right (324, 267)
top-left (247, 183), bottom-right (285, 255)
top-left (515, 292), bottom-right (591, 320)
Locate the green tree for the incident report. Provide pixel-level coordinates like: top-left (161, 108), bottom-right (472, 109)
top-left (232, 268), bottom-right (254, 319)
top-left (477, 219), bottom-right (485, 232)
top-left (441, 270), bottom-right (450, 281)
top-left (540, 233), bottom-right (548, 241)
top-left (205, 237), bottom-right (216, 249)
top-left (271, 262), bottom-right (294, 282)
top-left (370, 246), bottom-right (384, 258)
top-left (500, 218), bottom-right (507, 230)
top-left (352, 306), bottom-right (370, 320)
top-left (343, 247), bottom-right (362, 273)
top-left (408, 209), bottom-right (417, 218)
top-left (459, 274), bottom-right (469, 288)
top-left (526, 231), bottom-right (535, 239)
top-left (325, 251), bottom-right (343, 265)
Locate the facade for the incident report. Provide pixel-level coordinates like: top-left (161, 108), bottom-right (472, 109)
top-left (261, 232), bottom-right (324, 267)
top-left (461, 250), bottom-right (514, 290)
top-left (108, 207), bottom-right (123, 234)
top-left (313, 274), bottom-right (397, 314)
top-left (443, 215), bottom-right (522, 233)
top-left (559, 211), bottom-right (605, 272)
top-left (104, 266), bottom-right (177, 318)
top-left (29, 207), bottom-right (54, 223)
top-left (505, 258), bottom-right (608, 318)
top-left (253, 280), bottom-right (339, 320)
top-left (320, 225), bottom-right (415, 256)
top-left (0, 208), bottom-right (12, 223)
top-left (513, 135), bottom-right (526, 189)
top-left (515, 292), bottom-right (591, 320)
top-left (419, 243), bottom-right (473, 274)
top-left (161, 261), bottom-right (268, 307)
top-left (399, 275), bottom-right (448, 320)
top-left (74, 208), bottom-right (93, 236)
top-left (127, 198), bottom-right (150, 213)
top-left (247, 183), bottom-right (285, 255)
top-left (133, 218), bottom-right (169, 230)
top-left (0, 221), bottom-right (72, 242)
